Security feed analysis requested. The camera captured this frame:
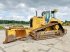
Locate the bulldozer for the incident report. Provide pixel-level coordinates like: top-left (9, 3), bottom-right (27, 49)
top-left (3, 9), bottom-right (67, 43)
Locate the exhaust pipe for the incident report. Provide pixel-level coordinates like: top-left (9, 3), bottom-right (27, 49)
top-left (36, 11), bottom-right (37, 16)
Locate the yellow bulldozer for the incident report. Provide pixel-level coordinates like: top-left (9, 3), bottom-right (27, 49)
top-left (3, 9), bottom-right (67, 43)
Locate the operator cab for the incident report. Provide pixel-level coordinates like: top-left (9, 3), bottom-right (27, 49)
top-left (42, 10), bottom-right (57, 23)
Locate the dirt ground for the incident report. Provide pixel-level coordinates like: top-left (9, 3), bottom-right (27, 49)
top-left (0, 26), bottom-right (70, 52)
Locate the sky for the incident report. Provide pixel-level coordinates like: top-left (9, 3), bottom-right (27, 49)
top-left (0, 0), bottom-right (70, 21)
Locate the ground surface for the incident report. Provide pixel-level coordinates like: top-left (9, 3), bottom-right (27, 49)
top-left (0, 26), bottom-right (70, 52)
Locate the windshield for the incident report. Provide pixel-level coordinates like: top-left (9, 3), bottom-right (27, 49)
top-left (42, 11), bottom-right (50, 22)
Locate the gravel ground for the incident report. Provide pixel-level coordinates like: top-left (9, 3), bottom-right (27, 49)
top-left (0, 26), bottom-right (70, 52)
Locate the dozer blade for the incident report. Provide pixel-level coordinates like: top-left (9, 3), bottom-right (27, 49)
top-left (3, 29), bottom-right (27, 44)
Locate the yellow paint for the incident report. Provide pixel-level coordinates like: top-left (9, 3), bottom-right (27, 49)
top-left (49, 17), bottom-right (63, 24)
top-left (7, 29), bottom-right (16, 36)
top-left (55, 25), bottom-right (59, 30)
top-left (32, 16), bottom-right (46, 29)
